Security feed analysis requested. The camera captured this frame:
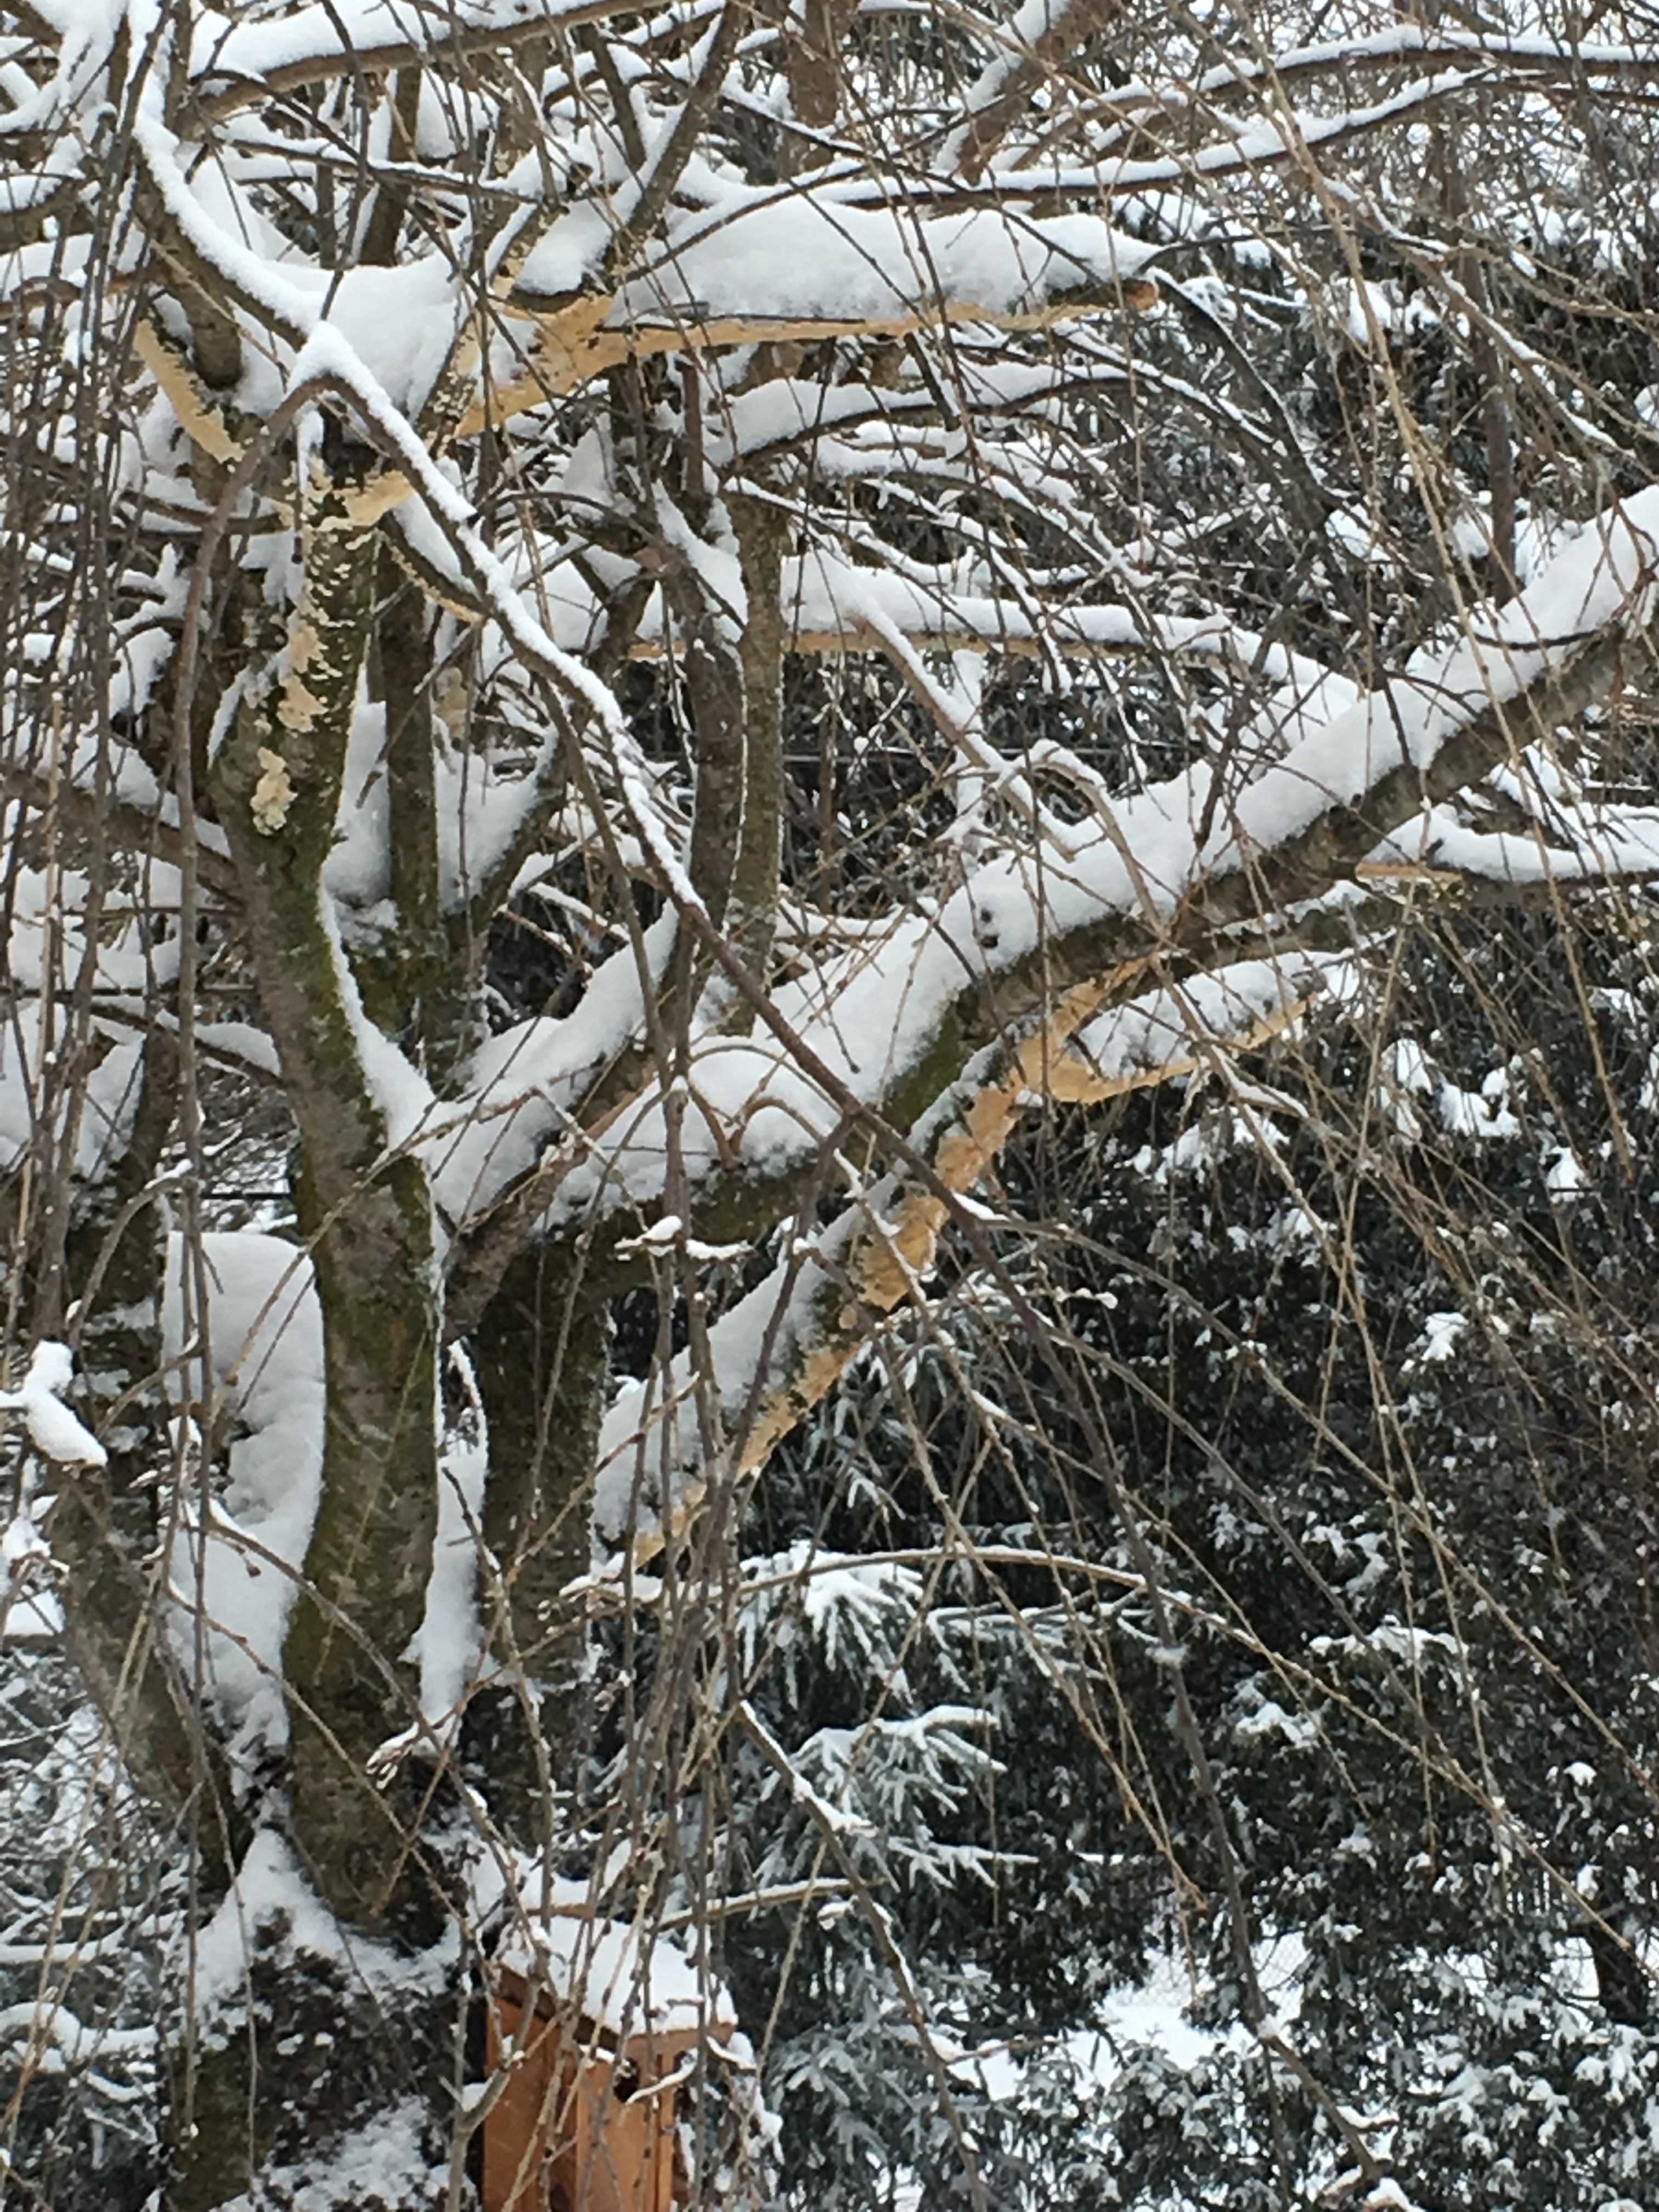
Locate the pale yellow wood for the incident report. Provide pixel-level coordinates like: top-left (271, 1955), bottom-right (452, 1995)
top-left (624, 965), bottom-right (1311, 1565)
top-left (453, 278), bottom-right (1158, 436)
top-left (484, 1967), bottom-right (701, 2212)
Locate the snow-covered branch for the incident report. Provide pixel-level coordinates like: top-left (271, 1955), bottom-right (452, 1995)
top-left (446, 494), bottom-right (1659, 1246)
top-left (0, 1344), bottom-right (104, 1468)
top-left (592, 950), bottom-right (1341, 1553)
top-left (464, 199), bottom-right (1158, 427)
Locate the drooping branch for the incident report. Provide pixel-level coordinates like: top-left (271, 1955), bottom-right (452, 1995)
top-left (582, 496), bottom-right (1659, 1550)
top-left (457, 203), bottom-right (1157, 430)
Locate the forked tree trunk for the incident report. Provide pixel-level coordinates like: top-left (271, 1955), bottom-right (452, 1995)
top-left (161, 464), bottom-right (463, 2207)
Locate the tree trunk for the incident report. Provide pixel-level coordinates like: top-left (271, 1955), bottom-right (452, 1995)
top-left (469, 1247), bottom-right (609, 1846)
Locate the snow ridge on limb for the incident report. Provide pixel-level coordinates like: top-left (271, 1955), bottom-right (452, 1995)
top-left (476, 491), bottom-right (1659, 1246)
top-left (0, 1341), bottom-right (105, 1467)
top-left (183, 0), bottom-right (661, 125)
top-left (590, 494), bottom-right (1659, 1558)
top-left (592, 953), bottom-right (1336, 1557)
top-left (461, 199), bottom-right (1158, 431)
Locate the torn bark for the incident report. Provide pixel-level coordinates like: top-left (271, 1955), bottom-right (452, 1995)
top-left (454, 273), bottom-right (1158, 435)
top-left (601, 569), bottom-right (1659, 1556)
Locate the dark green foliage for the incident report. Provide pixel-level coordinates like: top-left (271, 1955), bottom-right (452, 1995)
top-left (0, 1647), bottom-right (167, 2210)
top-left (715, 901), bottom-right (1659, 2209)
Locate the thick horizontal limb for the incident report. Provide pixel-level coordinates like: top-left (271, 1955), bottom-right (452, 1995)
top-left (453, 278), bottom-right (1157, 433)
top-left (0, 755), bottom-right (241, 897)
top-left (580, 508), bottom-right (1659, 1549)
top-left (594, 952), bottom-right (1327, 1555)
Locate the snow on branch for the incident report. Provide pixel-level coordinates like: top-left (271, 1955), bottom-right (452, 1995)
top-left (0, 1999), bottom-right (154, 2070)
top-left (896, 68), bottom-right (1512, 204)
top-left (582, 493), bottom-right (1659, 1554)
top-left (182, 0), bottom-right (656, 125)
top-left (0, 1343), bottom-right (105, 1468)
top-left (447, 489), bottom-right (1659, 1243)
top-left (1169, 23), bottom-right (1659, 108)
top-left (755, 557), bottom-right (1345, 684)
top-left (463, 200), bottom-right (1157, 426)
top-left (591, 949), bottom-right (1344, 1555)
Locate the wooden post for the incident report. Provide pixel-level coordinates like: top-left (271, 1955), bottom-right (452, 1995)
top-left (482, 1966), bottom-right (697, 2212)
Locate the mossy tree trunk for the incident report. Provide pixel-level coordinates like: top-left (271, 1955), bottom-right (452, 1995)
top-left (15, 9), bottom-right (1653, 2205)
top-left (166, 457), bottom-right (458, 2206)
top-left (208, 466), bottom-right (443, 1932)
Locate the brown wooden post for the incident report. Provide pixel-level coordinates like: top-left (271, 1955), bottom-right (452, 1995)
top-left (482, 1966), bottom-right (700, 2212)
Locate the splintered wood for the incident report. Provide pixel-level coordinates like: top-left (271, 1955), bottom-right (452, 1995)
top-left (452, 276), bottom-right (1160, 438)
top-left (619, 963), bottom-right (1315, 1567)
